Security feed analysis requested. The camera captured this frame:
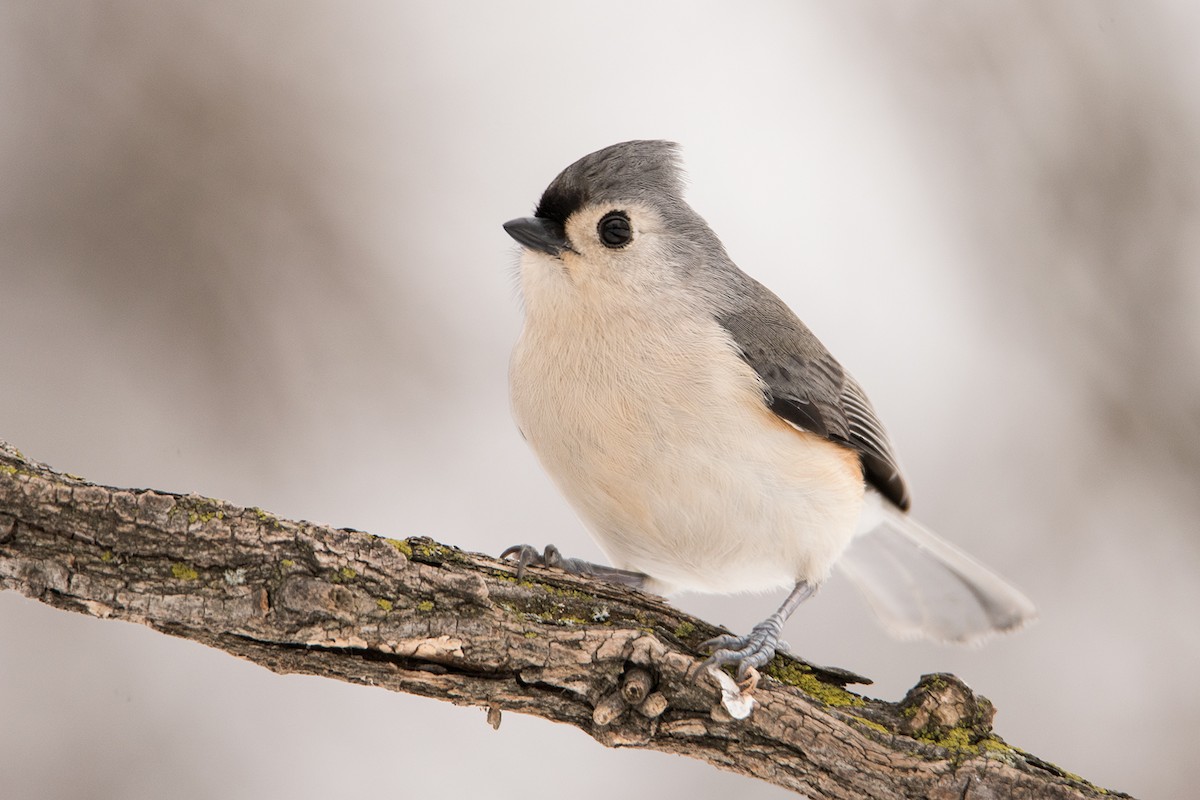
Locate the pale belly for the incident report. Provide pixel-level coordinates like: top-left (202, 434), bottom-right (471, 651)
top-left (510, 311), bottom-right (864, 596)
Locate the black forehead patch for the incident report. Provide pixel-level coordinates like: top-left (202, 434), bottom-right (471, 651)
top-left (533, 140), bottom-right (682, 226)
top-left (535, 182), bottom-right (588, 227)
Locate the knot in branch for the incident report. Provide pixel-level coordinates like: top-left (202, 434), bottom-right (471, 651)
top-left (898, 672), bottom-right (996, 741)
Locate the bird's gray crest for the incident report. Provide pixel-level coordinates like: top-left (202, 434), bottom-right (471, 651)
top-left (535, 140), bottom-right (685, 226)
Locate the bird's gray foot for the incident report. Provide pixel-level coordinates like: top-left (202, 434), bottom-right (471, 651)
top-left (702, 612), bottom-right (787, 682)
top-left (701, 580), bottom-right (816, 683)
top-left (500, 543), bottom-right (648, 588)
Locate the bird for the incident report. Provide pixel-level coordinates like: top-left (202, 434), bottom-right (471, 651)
top-left (501, 140), bottom-right (1035, 681)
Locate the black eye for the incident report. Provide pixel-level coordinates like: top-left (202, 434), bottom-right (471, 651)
top-left (598, 211), bottom-right (632, 248)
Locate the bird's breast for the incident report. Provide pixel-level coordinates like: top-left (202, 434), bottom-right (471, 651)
top-left (510, 283), bottom-right (863, 594)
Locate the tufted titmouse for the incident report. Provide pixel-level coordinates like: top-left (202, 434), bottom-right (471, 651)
top-left (502, 141), bottom-right (1035, 680)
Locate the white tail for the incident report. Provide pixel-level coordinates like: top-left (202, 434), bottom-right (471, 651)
top-left (838, 490), bottom-right (1037, 644)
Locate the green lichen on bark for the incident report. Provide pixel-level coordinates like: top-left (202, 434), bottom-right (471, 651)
top-left (765, 657), bottom-right (866, 708)
top-left (385, 538), bottom-right (413, 558)
top-left (673, 621), bottom-right (697, 639)
top-left (171, 562), bottom-right (199, 581)
top-left (405, 537), bottom-right (468, 566)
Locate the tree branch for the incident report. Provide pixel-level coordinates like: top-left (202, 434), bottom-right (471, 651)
top-left (0, 440), bottom-right (1126, 799)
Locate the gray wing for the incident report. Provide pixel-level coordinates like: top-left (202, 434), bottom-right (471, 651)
top-left (717, 282), bottom-right (911, 511)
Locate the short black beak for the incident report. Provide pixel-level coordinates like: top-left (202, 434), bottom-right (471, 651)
top-left (503, 217), bottom-right (571, 257)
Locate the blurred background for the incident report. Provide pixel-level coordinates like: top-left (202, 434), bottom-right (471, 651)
top-left (2, 2), bottom-right (1197, 798)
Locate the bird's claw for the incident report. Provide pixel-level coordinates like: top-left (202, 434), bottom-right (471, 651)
top-left (500, 543), bottom-right (571, 580)
top-left (701, 615), bottom-right (786, 683)
top-left (500, 544), bottom-right (650, 589)
top-left (738, 666), bottom-right (761, 694)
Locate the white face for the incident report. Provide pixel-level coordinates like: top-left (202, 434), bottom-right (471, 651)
top-left (553, 201), bottom-right (670, 284)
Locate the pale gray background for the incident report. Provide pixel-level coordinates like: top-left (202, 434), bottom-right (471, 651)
top-left (2, 3), bottom-right (1197, 799)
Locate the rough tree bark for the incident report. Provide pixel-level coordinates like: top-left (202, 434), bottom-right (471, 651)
top-left (0, 441), bottom-right (1127, 799)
